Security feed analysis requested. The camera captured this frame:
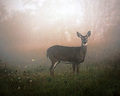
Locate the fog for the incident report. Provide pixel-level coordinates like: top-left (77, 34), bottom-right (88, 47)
top-left (0, 0), bottom-right (120, 67)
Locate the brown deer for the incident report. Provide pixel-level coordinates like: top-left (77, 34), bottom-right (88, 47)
top-left (47, 31), bottom-right (91, 76)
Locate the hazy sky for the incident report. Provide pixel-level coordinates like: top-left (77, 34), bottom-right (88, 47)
top-left (1, 0), bottom-right (24, 11)
top-left (0, 0), bottom-right (120, 64)
top-left (1, 0), bottom-right (84, 19)
top-left (1, 0), bottom-right (85, 42)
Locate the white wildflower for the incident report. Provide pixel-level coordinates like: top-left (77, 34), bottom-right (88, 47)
top-left (8, 74), bottom-right (10, 76)
top-left (29, 80), bottom-right (32, 83)
top-left (11, 71), bottom-right (13, 74)
top-left (32, 59), bottom-right (35, 62)
top-left (18, 77), bottom-right (20, 79)
top-left (18, 87), bottom-right (20, 89)
top-left (18, 66), bottom-right (20, 68)
top-left (25, 65), bottom-right (27, 68)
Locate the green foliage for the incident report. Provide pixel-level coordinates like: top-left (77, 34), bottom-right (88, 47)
top-left (0, 63), bottom-right (120, 96)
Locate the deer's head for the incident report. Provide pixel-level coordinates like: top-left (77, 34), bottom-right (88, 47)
top-left (77, 31), bottom-right (91, 46)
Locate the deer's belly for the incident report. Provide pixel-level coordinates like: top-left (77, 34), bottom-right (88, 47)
top-left (59, 55), bottom-right (82, 62)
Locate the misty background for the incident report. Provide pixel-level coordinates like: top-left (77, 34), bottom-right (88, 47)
top-left (0, 0), bottom-right (120, 68)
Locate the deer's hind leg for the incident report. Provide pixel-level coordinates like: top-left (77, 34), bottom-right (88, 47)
top-left (50, 60), bottom-right (60, 76)
top-left (50, 63), bottom-right (54, 76)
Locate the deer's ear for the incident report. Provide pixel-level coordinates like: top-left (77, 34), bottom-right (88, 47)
top-left (86, 31), bottom-right (91, 37)
top-left (77, 32), bottom-right (82, 38)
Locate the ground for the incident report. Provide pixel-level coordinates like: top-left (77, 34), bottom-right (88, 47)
top-left (0, 63), bottom-right (120, 96)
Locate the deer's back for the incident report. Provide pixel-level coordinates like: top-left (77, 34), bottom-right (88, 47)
top-left (47, 45), bottom-right (82, 62)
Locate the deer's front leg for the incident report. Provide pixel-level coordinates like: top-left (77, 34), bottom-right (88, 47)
top-left (72, 63), bottom-right (75, 74)
top-left (77, 59), bottom-right (84, 74)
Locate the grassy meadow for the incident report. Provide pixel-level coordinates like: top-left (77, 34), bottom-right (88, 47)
top-left (0, 58), bottom-right (120, 96)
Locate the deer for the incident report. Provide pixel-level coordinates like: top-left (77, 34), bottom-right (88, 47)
top-left (47, 31), bottom-right (91, 76)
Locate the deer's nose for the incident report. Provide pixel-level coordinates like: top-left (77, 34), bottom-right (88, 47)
top-left (84, 41), bottom-right (87, 44)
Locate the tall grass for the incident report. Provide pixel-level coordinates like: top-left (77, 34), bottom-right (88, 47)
top-left (0, 59), bottom-right (120, 96)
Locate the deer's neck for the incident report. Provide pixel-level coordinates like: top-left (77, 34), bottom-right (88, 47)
top-left (81, 42), bottom-right (88, 46)
top-left (80, 43), bottom-right (87, 54)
